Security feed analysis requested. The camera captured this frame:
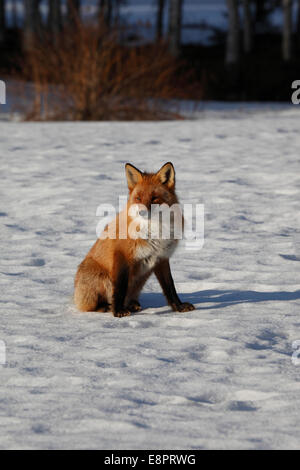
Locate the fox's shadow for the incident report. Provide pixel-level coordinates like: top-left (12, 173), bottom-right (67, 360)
top-left (140, 289), bottom-right (300, 312)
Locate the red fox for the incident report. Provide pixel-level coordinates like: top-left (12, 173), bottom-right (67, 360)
top-left (74, 162), bottom-right (195, 317)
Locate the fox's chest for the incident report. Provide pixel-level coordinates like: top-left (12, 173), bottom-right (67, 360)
top-left (134, 238), bottom-right (177, 273)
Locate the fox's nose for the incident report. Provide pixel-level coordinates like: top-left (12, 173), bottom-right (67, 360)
top-left (139, 209), bottom-right (148, 218)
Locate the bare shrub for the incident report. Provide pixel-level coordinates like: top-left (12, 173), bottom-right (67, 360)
top-left (22, 21), bottom-right (187, 121)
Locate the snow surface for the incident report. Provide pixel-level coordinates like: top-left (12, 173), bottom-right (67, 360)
top-left (1, 108), bottom-right (300, 449)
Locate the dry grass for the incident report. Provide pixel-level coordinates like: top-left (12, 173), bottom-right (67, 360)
top-left (22, 21), bottom-right (189, 121)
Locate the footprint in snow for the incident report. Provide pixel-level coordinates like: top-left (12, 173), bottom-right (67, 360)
top-left (24, 258), bottom-right (45, 267)
top-left (228, 401), bottom-right (258, 412)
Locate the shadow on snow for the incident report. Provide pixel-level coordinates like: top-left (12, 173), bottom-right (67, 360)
top-left (141, 289), bottom-right (300, 311)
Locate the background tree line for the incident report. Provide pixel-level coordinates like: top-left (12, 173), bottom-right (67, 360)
top-left (0, 1), bottom-right (298, 60)
top-left (0, 0), bottom-right (299, 104)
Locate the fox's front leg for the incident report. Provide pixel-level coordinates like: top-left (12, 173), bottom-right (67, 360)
top-left (154, 259), bottom-right (195, 312)
top-left (112, 251), bottom-right (131, 317)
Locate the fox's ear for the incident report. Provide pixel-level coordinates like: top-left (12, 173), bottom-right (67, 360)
top-left (125, 163), bottom-right (143, 190)
top-left (156, 162), bottom-right (175, 189)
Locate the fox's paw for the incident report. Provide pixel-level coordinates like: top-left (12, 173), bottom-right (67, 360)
top-left (127, 300), bottom-right (142, 313)
top-left (175, 302), bottom-right (195, 312)
top-left (113, 309), bottom-right (131, 318)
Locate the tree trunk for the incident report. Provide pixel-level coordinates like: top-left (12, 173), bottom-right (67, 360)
top-left (254, 0), bottom-right (265, 25)
top-left (297, 0), bottom-right (300, 50)
top-left (67, 0), bottom-right (80, 26)
top-left (99, 0), bottom-right (112, 27)
top-left (168, 0), bottom-right (183, 57)
top-left (243, 0), bottom-right (252, 53)
top-left (282, 0), bottom-right (292, 61)
top-left (226, 0), bottom-right (239, 65)
top-left (48, 0), bottom-right (62, 38)
top-left (24, 0), bottom-right (35, 50)
top-left (35, 0), bottom-right (42, 35)
top-left (156, 0), bottom-right (165, 41)
top-left (114, 0), bottom-right (122, 26)
top-left (11, 0), bottom-right (18, 29)
top-left (0, 0), bottom-right (5, 44)
top-left (24, 0), bottom-right (42, 50)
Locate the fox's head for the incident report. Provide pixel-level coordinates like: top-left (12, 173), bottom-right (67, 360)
top-left (125, 162), bottom-right (178, 211)
top-left (125, 162), bottom-right (182, 241)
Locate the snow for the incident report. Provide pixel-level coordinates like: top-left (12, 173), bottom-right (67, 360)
top-left (1, 107), bottom-right (300, 449)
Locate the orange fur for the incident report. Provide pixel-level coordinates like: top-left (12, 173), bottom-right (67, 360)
top-left (74, 162), bottom-right (195, 317)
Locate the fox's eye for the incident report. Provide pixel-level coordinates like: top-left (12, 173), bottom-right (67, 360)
top-left (135, 196), bottom-right (141, 202)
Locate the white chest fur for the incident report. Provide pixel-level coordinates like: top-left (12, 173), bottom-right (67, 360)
top-left (135, 238), bottom-right (177, 272)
